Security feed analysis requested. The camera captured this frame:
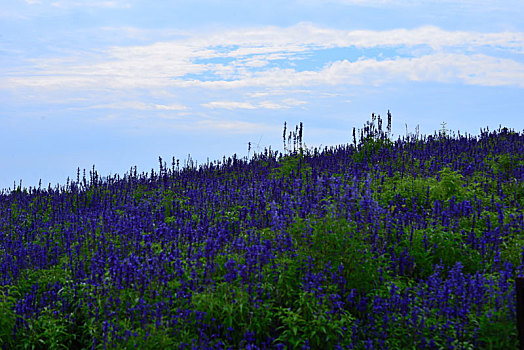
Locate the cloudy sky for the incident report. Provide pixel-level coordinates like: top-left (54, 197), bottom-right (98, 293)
top-left (1, 0), bottom-right (524, 190)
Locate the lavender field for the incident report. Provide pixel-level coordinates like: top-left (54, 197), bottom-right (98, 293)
top-left (1, 115), bottom-right (523, 349)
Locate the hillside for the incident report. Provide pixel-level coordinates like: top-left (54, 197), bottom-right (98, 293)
top-left (1, 115), bottom-right (524, 349)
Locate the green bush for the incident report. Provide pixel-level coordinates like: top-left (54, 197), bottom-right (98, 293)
top-left (474, 308), bottom-right (519, 349)
top-left (352, 137), bottom-right (393, 165)
top-left (376, 166), bottom-right (468, 212)
top-left (398, 226), bottom-right (484, 279)
top-left (269, 154), bottom-right (312, 181)
top-left (0, 286), bottom-right (17, 349)
top-left (290, 216), bottom-right (391, 295)
top-left (431, 167), bottom-right (467, 202)
top-left (274, 290), bottom-right (354, 349)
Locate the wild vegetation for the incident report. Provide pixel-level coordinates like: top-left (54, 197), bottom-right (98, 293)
top-left (1, 112), bottom-right (523, 349)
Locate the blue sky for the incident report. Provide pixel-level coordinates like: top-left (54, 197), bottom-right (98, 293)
top-left (1, 0), bottom-right (524, 191)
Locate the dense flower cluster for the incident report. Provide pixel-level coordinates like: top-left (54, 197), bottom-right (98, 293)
top-left (1, 119), bottom-right (523, 349)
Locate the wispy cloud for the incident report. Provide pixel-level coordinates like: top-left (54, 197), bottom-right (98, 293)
top-left (297, 0), bottom-right (521, 8)
top-left (202, 101), bottom-right (257, 110)
top-left (202, 98), bottom-right (307, 110)
top-left (85, 101), bottom-right (188, 111)
top-left (154, 103), bottom-right (188, 111)
top-left (245, 89), bottom-right (312, 98)
top-left (24, 0), bottom-right (133, 8)
top-left (296, 0), bottom-right (411, 7)
top-left (4, 23), bottom-right (524, 108)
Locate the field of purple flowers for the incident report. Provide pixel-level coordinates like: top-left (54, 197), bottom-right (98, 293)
top-left (1, 114), bottom-right (523, 349)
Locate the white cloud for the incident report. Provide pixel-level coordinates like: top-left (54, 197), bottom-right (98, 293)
top-left (170, 53), bottom-right (524, 89)
top-left (154, 103), bottom-right (187, 111)
top-left (202, 101), bottom-right (256, 110)
top-left (260, 98), bottom-right (308, 109)
top-left (4, 23), bottom-right (524, 94)
top-left (296, 0), bottom-right (407, 7)
top-left (297, 0), bottom-right (520, 8)
top-left (245, 89), bottom-right (312, 98)
top-left (202, 98), bottom-right (307, 110)
top-left (48, 0), bottom-right (132, 8)
top-left (82, 101), bottom-right (188, 111)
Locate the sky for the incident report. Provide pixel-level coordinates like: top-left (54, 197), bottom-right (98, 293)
top-left (1, 0), bottom-right (524, 191)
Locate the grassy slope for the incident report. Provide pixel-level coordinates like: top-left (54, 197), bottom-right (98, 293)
top-left (1, 121), bottom-right (524, 349)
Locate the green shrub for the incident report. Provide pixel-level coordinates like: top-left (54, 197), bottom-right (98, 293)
top-left (0, 286), bottom-right (17, 349)
top-left (431, 167), bottom-right (467, 202)
top-left (290, 216), bottom-right (391, 295)
top-left (191, 282), bottom-right (274, 345)
top-left (400, 226), bottom-right (483, 278)
top-left (23, 307), bottom-right (73, 350)
top-left (269, 154), bottom-right (312, 181)
top-left (376, 166), bottom-right (468, 211)
top-left (376, 171), bottom-right (435, 209)
top-left (352, 137), bottom-right (393, 166)
top-left (474, 308), bottom-right (519, 349)
top-left (274, 290), bottom-right (354, 349)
